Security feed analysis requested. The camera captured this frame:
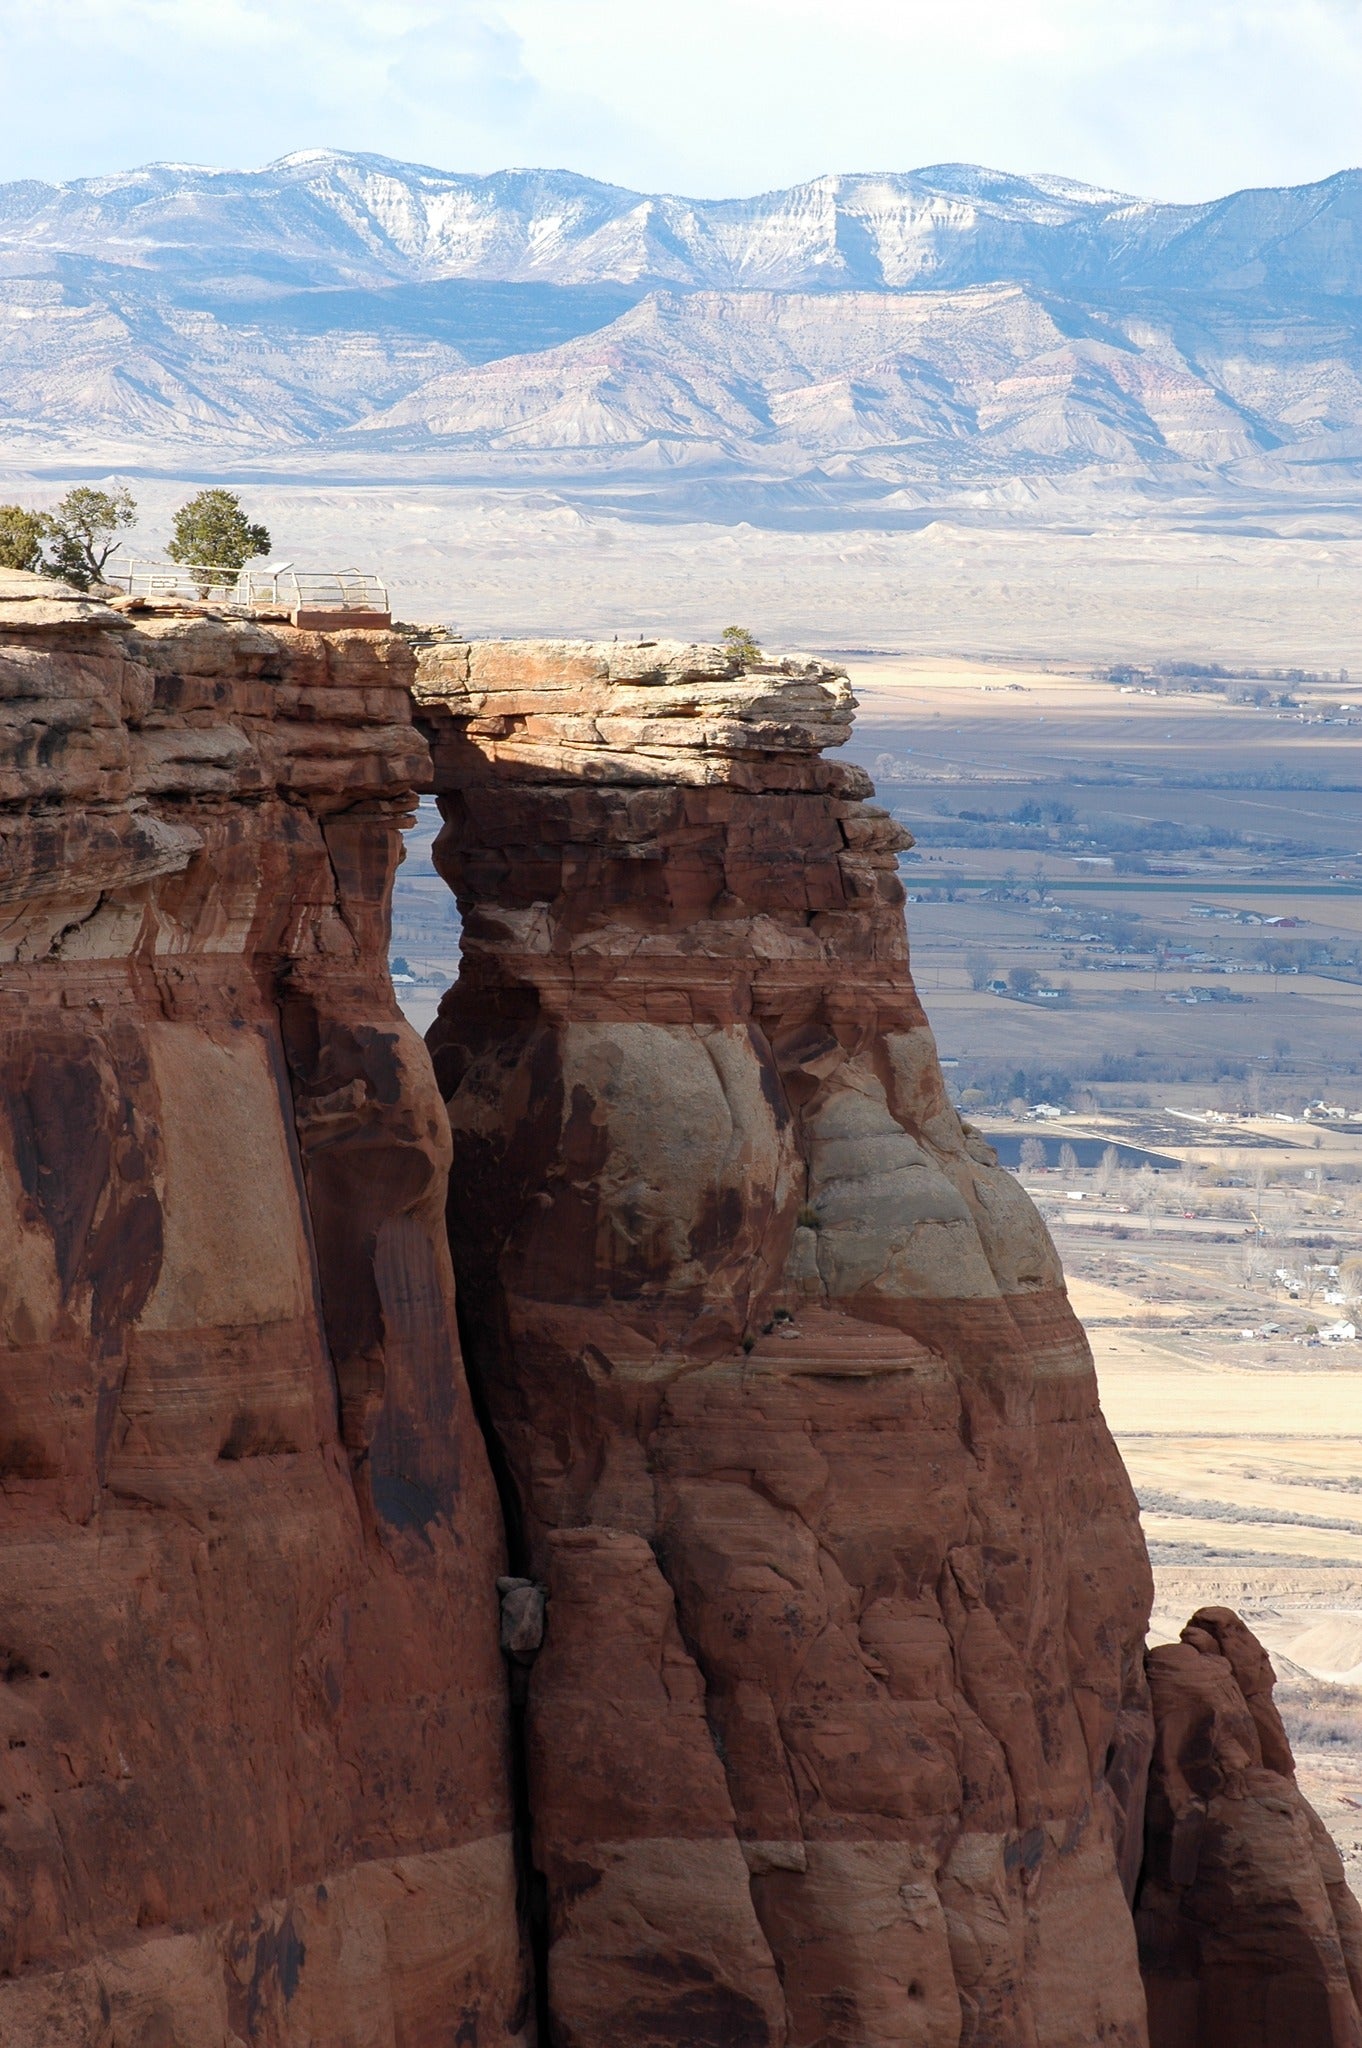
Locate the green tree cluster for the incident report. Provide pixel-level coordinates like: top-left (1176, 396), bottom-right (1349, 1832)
top-left (0, 487), bottom-right (137, 587)
top-left (0, 504), bottom-right (47, 573)
top-left (0, 486), bottom-right (271, 594)
top-left (44, 487), bottom-right (138, 588)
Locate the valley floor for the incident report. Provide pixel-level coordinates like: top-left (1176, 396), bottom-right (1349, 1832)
top-left (5, 470), bottom-right (1362, 668)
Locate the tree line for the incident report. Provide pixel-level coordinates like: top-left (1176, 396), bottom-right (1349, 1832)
top-left (0, 487), bottom-right (270, 591)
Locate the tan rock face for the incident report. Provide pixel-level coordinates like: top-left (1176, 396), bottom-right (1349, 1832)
top-left (1138, 1607), bottom-right (1362, 2048)
top-left (416, 638), bottom-right (1157, 2047)
top-left (0, 577), bottom-right (528, 2045)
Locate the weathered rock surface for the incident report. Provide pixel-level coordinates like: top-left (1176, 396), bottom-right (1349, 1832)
top-left (0, 571), bottom-right (527, 2046)
top-left (415, 637), bottom-right (1157, 2047)
top-left (8, 585), bottom-right (1357, 2047)
top-left (1138, 1607), bottom-right (1362, 2048)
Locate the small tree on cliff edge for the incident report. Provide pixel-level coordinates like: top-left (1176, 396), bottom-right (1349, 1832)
top-left (0, 504), bottom-right (48, 574)
top-left (43, 486), bottom-right (138, 589)
top-left (167, 489), bottom-right (271, 592)
top-left (722, 625), bottom-right (763, 666)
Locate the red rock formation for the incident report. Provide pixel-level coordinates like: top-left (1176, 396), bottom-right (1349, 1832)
top-left (415, 638), bottom-right (1157, 2048)
top-left (0, 573), bottom-right (527, 2045)
top-left (1138, 1607), bottom-right (1362, 2048)
top-left (10, 587), bottom-right (1353, 2048)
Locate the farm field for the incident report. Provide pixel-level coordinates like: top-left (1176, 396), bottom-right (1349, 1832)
top-left (839, 653), bottom-right (1362, 1107)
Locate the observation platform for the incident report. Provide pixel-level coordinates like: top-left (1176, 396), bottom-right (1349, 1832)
top-left (104, 559), bottom-right (391, 629)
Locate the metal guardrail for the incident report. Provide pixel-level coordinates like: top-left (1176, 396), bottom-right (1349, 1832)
top-left (105, 560), bottom-right (389, 612)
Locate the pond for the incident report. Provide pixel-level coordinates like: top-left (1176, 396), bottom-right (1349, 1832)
top-left (980, 1132), bottom-right (1179, 1172)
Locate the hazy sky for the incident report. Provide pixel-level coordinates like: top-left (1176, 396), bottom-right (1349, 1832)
top-left (5, 0), bottom-right (1362, 198)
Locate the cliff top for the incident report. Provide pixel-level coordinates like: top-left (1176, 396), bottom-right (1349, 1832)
top-left (412, 636), bottom-right (861, 790)
top-left (0, 564), bottom-right (125, 632)
top-left (0, 572), bottom-right (424, 818)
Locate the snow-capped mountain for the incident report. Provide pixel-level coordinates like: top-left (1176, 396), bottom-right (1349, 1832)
top-left (3, 150), bottom-right (1362, 492)
top-left (0, 156), bottom-right (1148, 292)
top-left (6, 151), bottom-right (1362, 296)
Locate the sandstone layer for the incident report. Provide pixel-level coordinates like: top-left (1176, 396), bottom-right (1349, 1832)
top-left (415, 638), bottom-right (1157, 2047)
top-left (0, 572), bottom-right (527, 2046)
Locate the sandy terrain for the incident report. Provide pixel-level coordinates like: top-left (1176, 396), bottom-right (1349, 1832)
top-left (846, 653), bottom-right (1362, 793)
top-left (1105, 1347), bottom-right (1362, 1897)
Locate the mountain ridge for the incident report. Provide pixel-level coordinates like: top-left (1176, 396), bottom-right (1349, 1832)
top-left (6, 151), bottom-right (1362, 296)
top-left (3, 150), bottom-right (1362, 498)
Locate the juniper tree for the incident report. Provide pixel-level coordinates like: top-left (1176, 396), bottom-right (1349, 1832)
top-left (721, 625), bottom-right (763, 665)
top-left (0, 504), bottom-right (47, 573)
top-left (43, 486), bottom-right (137, 589)
top-left (167, 490), bottom-right (270, 593)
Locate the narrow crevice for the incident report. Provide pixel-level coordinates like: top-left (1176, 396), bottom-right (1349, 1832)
top-left (454, 1299), bottom-right (529, 1574)
top-left (409, 802), bottom-right (553, 2032)
top-left (451, 1246), bottom-right (552, 2044)
top-left (506, 1663), bottom-right (552, 2048)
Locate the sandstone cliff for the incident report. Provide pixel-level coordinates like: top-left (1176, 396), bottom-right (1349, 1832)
top-left (414, 638), bottom-right (1156, 2047)
top-left (4, 583), bottom-right (1357, 2048)
top-left (0, 572), bottom-right (527, 2045)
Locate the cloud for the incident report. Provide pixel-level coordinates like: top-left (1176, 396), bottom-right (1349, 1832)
top-left (492, 0), bottom-right (1362, 197)
top-left (0, 0), bottom-right (536, 177)
top-left (1, 0), bottom-right (1360, 197)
